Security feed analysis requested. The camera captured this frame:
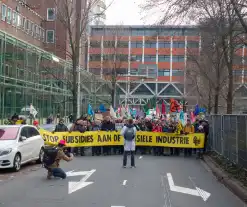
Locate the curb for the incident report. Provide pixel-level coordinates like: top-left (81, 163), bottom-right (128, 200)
top-left (204, 155), bottom-right (247, 203)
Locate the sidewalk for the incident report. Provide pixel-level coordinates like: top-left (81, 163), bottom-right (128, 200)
top-left (204, 155), bottom-right (247, 203)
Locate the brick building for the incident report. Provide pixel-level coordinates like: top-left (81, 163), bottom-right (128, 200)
top-left (88, 25), bottom-right (247, 111)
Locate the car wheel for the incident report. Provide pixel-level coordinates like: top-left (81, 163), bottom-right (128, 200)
top-left (36, 148), bottom-right (44, 164)
top-left (13, 153), bottom-right (21, 172)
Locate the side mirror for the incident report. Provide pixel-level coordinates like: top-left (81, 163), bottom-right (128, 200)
top-left (20, 136), bottom-right (27, 141)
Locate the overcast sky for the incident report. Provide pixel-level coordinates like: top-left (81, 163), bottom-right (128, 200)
top-left (105, 0), bottom-right (145, 25)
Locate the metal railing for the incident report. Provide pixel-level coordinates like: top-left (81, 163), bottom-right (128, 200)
top-left (208, 115), bottom-right (247, 168)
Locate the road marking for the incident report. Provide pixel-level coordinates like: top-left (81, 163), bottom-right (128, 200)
top-left (167, 173), bottom-right (210, 202)
top-left (111, 206), bottom-right (125, 207)
top-left (139, 156), bottom-right (143, 159)
top-left (122, 180), bottom-right (127, 185)
top-left (67, 169), bottom-right (96, 194)
top-left (66, 170), bottom-right (88, 177)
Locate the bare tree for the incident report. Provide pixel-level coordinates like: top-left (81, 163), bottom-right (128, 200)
top-left (141, 0), bottom-right (244, 113)
top-left (49, 0), bottom-right (111, 117)
top-left (230, 0), bottom-right (247, 33)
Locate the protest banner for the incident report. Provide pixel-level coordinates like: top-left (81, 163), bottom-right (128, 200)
top-left (39, 129), bottom-right (205, 148)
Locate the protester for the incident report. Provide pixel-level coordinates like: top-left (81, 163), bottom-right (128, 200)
top-left (53, 118), bottom-right (68, 132)
top-left (183, 119), bottom-right (195, 157)
top-left (101, 116), bottom-right (115, 155)
top-left (121, 118), bottom-right (136, 168)
top-left (92, 120), bottom-right (101, 156)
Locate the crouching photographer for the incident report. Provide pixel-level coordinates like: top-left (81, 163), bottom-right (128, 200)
top-left (43, 140), bottom-right (73, 180)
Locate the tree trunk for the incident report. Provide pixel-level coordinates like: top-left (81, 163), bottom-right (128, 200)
top-left (111, 80), bottom-right (116, 108)
top-left (72, 64), bottom-right (78, 119)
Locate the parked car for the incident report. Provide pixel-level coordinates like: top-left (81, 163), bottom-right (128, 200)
top-left (0, 125), bottom-right (44, 171)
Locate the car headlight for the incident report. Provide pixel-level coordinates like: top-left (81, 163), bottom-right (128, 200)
top-left (0, 148), bottom-right (12, 156)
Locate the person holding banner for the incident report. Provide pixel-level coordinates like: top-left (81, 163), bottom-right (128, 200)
top-left (183, 119), bottom-right (194, 157)
top-left (121, 118), bottom-right (136, 168)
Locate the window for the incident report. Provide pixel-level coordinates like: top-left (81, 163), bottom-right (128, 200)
top-left (159, 42), bottom-right (170, 48)
top-left (47, 8), bottom-right (56, 21)
top-left (145, 41), bottom-right (156, 48)
top-left (28, 127), bottom-right (40, 137)
top-left (7, 7), bottom-right (11, 24)
top-left (158, 69), bottom-right (170, 76)
top-left (39, 27), bottom-right (42, 39)
top-left (173, 42), bottom-right (185, 48)
top-left (131, 41), bottom-right (142, 48)
top-left (36, 26), bottom-right (40, 39)
top-left (173, 56), bottom-right (184, 62)
top-left (104, 41), bottom-right (115, 48)
top-left (41, 29), bottom-right (45, 42)
top-left (184, 29), bottom-right (199, 36)
top-left (130, 69), bottom-right (138, 75)
top-left (1, 4), bottom-right (6, 21)
top-left (187, 41), bottom-right (199, 48)
top-left (22, 17), bottom-right (26, 30)
top-left (90, 41), bottom-right (101, 48)
top-left (172, 70), bottom-right (184, 76)
top-left (158, 55), bottom-right (170, 62)
top-left (12, 11), bottom-right (17, 26)
top-left (17, 14), bottom-right (21, 27)
top-left (90, 54), bottom-right (101, 61)
top-left (46, 30), bottom-right (55, 43)
top-left (131, 55), bottom-right (142, 62)
top-left (33, 24), bottom-right (36, 37)
top-left (5, 64), bottom-right (9, 76)
top-left (25, 19), bottom-right (29, 33)
top-left (117, 41), bottom-right (128, 48)
top-left (29, 21), bottom-right (33, 35)
top-left (144, 55), bottom-right (156, 62)
top-left (89, 68), bottom-right (101, 75)
top-left (131, 29), bottom-right (144, 36)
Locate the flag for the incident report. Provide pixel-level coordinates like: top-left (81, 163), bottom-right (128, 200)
top-left (194, 104), bottom-right (200, 116)
top-left (143, 97), bottom-right (156, 113)
top-left (161, 100), bottom-right (166, 114)
top-left (110, 105), bottom-right (117, 118)
top-left (87, 104), bottom-right (94, 116)
top-left (30, 104), bottom-right (38, 118)
top-left (99, 104), bottom-right (106, 112)
top-left (156, 105), bottom-right (160, 116)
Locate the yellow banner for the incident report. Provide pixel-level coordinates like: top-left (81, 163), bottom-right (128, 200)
top-left (40, 129), bottom-right (205, 148)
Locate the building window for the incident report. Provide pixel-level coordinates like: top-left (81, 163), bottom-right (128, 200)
top-left (47, 8), bottom-right (56, 21)
top-left (7, 7), bottom-right (11, 24)
top-left (1, 4), bottom-right (6, 21)
top-left (131, 55), bottom-right (142, 62)
top-left (33, 24), bottom-right (37, 37)
top-left (131, 41), bottom-right (142, 48)
top-left (41, 29), bottom-right (45, 42)
top-left (12, 11), bottom-right (17, 26)
top-left (90, 54), bottom-right (101, 61)
top-left (159, 41), bottom-right (170, 48)
top-left (117, 41), bottom-right (129, 48)
top-left (172, 70), bottom-right (184, 76)
top-left (173, 56), bottom-right (185, 62)
top-left (25, 19), bottom-right (29, 33)
top-left (90, 41), bottom-right (101, 48)
top-left (144, 55), bottom-right (156, 62)
top-left (22, 17), bottom-right (26, 30)
top-left (17, 14), bottom-right (22, 28)
top-left (145, 41), bottom-right (156, 48)
top-left (158, 69), bottom-right (170, 76)
top-left (36, 26), bottom-right (40, 39)
top-left (46, 30), bottom-right (55, 43)
top-left (173, 42), bottom-right (185, 48)
top-left (158, 55), bottom-right (170, 62)
top-left (29, 21), bottom-right (33, 35)
top-left (187, 41), bottom-right (199, 48)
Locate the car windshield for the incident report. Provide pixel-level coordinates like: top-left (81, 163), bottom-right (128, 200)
top-left (0, 127), bottom-right (19, 140)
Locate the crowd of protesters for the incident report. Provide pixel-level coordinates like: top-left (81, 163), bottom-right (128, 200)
top-left (52, 114), bottom-right (209, 159)
top-left (4, 112), bottom-right (209, 160)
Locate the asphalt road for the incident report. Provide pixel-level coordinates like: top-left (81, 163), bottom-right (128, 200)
top-left (0, 155), bottom-right (245, 207)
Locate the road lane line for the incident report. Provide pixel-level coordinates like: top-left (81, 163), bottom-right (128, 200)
top-left (122, 180), bottom-right (127, 185)
top-left (111, 206), bottom-right (125, 207)
top-left (139, 156), bottom-right (143, 159)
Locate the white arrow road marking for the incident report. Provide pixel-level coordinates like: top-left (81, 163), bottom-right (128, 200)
top-left (67, 169), bottom-right (96, 194)
top-left (122, 180), bottom-right (127, 185)
top-left (167, 173), bottom-right (210, 202)
top-left (66, 170), bottom-right (88, 177)
top-left (139, 156), bottom-right (143, 159)
top-left (111, 206), bottom-right (125, 207)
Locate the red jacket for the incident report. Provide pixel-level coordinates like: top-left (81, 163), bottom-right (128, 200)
top-left (152, 125), bottom-right (162, 132)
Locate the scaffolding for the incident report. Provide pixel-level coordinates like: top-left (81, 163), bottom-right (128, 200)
top-left (0, 30), bottom-right (111, 123)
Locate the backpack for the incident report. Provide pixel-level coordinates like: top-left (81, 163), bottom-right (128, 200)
top-left (124, 126), bottom-right (135, 141)
top-left (42, 146), bottom-right (58, 167)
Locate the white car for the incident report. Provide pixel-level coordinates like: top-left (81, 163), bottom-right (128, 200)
top-left (0, 125), bottom-right (44, 171)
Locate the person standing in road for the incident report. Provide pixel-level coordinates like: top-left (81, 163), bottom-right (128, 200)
top-left (183, 119), bottom-right (195, 157)
top-left (121, 118), bottom-right (136, 168)
top-left (53, 118), bottom-right (68, 132)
